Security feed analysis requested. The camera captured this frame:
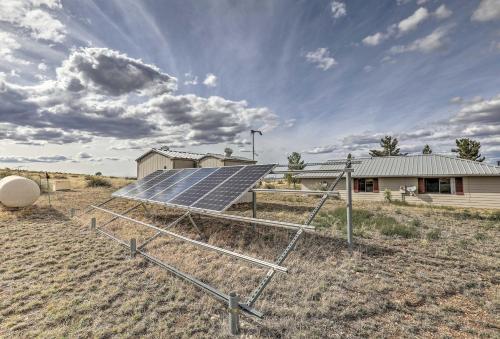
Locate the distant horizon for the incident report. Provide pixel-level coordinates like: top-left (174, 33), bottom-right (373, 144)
top-left (1, 0), bottom-right (499, 176)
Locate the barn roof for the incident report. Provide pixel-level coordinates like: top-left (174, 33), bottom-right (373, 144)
top-left (295, 154), bottom-right (500, 178)
top-left (136, 148), bottom-right (255, 163)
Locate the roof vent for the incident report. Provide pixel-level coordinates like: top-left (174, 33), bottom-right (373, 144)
top-left (159, 145), bottom-right (170, 151)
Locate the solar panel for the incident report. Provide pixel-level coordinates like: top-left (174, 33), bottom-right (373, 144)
top-left (113, 164), bottom-right (275, 212)
top-left (192, 164), bottom-right (275, 211)
top-left (131, 169), bottom-right (198, 200)
top-left (169, 166), bottom-right (243, 207)
top-left (149, 167), bottom-right (219, 203)
top-left (112, 170), bottom-right (164, 197)
top-left (123, 170), bottom-right (178, 197)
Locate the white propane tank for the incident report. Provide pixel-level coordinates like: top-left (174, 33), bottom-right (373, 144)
top-left (0, 176), bottom-right (40, 208)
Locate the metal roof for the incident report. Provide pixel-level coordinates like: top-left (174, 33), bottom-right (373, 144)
top-left (295, 154), bottom-right (500, 178)
top-left (200, 153), bottom-right (256, 163)
top-left (136, 149), bottom-right (254, 163)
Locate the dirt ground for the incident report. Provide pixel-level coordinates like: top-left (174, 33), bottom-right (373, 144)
top-left (0, 177), bottom-right (499, 338)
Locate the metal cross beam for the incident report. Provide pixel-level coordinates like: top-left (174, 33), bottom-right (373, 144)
top-left (91, 205), bottom-right (288, 273)
top-left (245, 167), bottom-right (348, 307)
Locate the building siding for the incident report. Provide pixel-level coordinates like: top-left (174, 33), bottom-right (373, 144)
top-left (301, 176), bottom-right (500, 209)
top-left (138, 153), bottom-right (174, 179)
top-left (198, 157), bottom-right (224, 168)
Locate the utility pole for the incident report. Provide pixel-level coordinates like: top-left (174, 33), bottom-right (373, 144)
top-left (250, 130), bottom-right (262, 218)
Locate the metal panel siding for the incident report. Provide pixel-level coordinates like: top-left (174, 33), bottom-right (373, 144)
top-left (173, 159), bottom-right (196, 169)
top-left (199, 157), bottom-right (223, 168)
top-left (138, 153), bottom-right (173, 179)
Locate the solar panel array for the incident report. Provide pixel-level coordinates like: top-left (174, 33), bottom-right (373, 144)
top-left (112, 164), bottom-right (275, 212)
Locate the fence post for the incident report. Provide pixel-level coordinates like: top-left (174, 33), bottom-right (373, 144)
top-left (90, 217), bottom-right (96, 231)
top-left (346, 154), bottom-right (353, 251)
top-left (130, 238), bottom-right (136, 258)
top-left (228, 292), bottom-right (240, 335)
top-left (252, 191), bottom-right (257, 218)
top-left (70, 208), bottom-right (75, 218)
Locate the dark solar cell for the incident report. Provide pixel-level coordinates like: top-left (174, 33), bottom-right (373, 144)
top-left (169, 166), bottom-right (243, 207)
top-left (131, 168), bottom-right (198, 200)
top-left (149, 167), bottom-right (218, 203)
top-left (112, 170), bottom-right (163, 197)
top-left (123, 170), bottom-right (178, 197)
top-left (192, 164), bottom-right (274, 211)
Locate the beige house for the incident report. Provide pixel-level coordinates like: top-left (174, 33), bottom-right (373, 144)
top-left (136, 148), bottom-right (256, 179)
top-left (296, 154), bottom-right (500, 209)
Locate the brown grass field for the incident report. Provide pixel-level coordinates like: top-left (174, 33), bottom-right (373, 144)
top-left (0, 174), bottom-right (499, 338)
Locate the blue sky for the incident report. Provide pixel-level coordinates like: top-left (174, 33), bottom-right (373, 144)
top-left (1, 0), bottom-right (500, 176)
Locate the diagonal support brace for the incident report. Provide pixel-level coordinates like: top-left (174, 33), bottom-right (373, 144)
top-left (245, 168), bottom-right (348, 306)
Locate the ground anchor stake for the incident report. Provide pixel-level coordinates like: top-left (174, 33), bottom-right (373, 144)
top-left (228, 292), bottom-right (240, 335)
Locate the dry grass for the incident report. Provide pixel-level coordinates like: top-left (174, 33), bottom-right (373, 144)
top-left (0, 176), bottom-right (499, 338)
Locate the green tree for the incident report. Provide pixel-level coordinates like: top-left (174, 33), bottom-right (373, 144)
top-left (285, 152), bottom-right (305, 188)
top-left (224, 147), bottom-right (233, 157)
top-left (452, 138), bottom-right (485, 162)
top-left (422, 144), bottom-right (432, 154)
top-left (369, 136), bottom-right (406, 157)
top-left (95, 171), bottom-right (102, 176)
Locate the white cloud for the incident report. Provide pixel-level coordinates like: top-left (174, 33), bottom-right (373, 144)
top-left (416, 0), bottom-right (429, 5)
top-left (0, 0), bottom-right (66, 43)
top-left (362, 32), bottom-right (388, 46)
top-left (284, 118), bottom-right (296, 128)
top-left (390, 26), bottom-right (450, 53)
top-left (0, 47), bottom-right (278, 147)
top-left (0, 31), bottom-right (30, 65)
top-left (203, 73), bottom-right (217, 87)
top-left (184, 72), bottom-right (198, 85)
top-left (305, 48), bottom-right (337, 70)
top-left (362, 5), bottom-right (451, 47)
top-left (472, 0), bottom-right (500, 22)
top-left (38, 62), bottom-right (48, 71)
top-left (307, 93), bottom-right (500, 160)
top-left (450, 96), bottom-right (463, 104)
top-left (434, 4), bottom-right (452, 19)
top-left (331, 1), bottom-right (346, 19)
top-left (0, 155), bottom-right (70, 163)
top-left (398, 7), bottom-right (429, 34)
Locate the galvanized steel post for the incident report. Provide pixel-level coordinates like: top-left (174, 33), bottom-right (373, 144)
top-left (130, 238), bottom-right (136, 258)
top-left (90, 217), bottom-right (96, 231)
top-left (252, 191), bottom-right (257, 218)
top-left (346, 154), bottom-right (353, 250)
top-left (228, 292), bottom-right (240, 335)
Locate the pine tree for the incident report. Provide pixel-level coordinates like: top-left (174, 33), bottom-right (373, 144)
top-left (422, 144), bottom-right (432, 154)
top-left (285, 152), bottom-right (305, 188)
top-left (369, 136), bottom-right (406, 157)
top-left (452, 138), bottom-right (485, 162)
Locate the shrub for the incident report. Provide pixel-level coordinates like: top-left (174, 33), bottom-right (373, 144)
top-left (474, 232), bottom-right (487, 241)
top-left (391, 200), bottom-right (410, 207)
top-left (95, 171), bottom-right (102, 176)
top-left (315, 208), bottom-right (418, 238)
top-left (426, 229), bottom-right (441, 241)
top-left (384, 189), bottom-right (392, 202)
top-left (53, 174), bottom-right (67, 179)
top-left (395, 209), bottom-right (402, 214)
top-left (379, 223), bottom-right (418, 238)
top-left (85, 175), bottom-right (111, 187)
top-left (264, 182), bottom-right (275, 189)
top-left (409, 218), bottom-right (422, 228)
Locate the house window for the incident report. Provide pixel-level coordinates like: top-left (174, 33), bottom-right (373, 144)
top-left (355, 178), bottom-right (378, 193)
top-left (424, 178), bottom-right (451, 194)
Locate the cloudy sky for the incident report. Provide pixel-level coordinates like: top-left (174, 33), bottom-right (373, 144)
top-left (1, 0), bottom-right (500, 176)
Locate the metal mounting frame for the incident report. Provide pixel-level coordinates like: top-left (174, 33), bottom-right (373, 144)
top-left (77, 155), bottom-right (354, 333)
